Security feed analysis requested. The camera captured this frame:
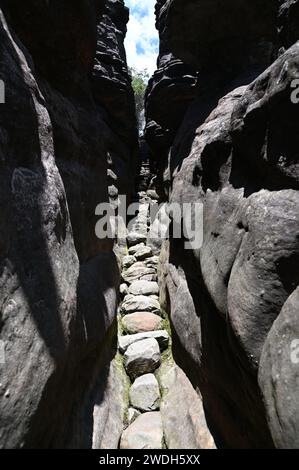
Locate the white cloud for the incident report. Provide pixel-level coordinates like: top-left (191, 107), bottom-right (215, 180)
top-left (124, 0), bottom-right (158, 75)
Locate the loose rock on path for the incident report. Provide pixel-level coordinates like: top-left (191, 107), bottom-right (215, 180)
top-left (117, 187), bottom-right (216, 449)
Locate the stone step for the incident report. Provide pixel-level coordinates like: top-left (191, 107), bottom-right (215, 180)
top-left (120, 295), bottom-right (161, 316)
top-left (134, 246), bottom-right (152, 261)
top-left (118, 330), bottom-right (169, 354)
top-left (120, 412), bottom-right (164, 449)
top-left (122, 312), bottom-right (163, 334)
top-left (124, 338), bottom-right (161, 380)
top-left (128, 243), bottom-right (145, 255)
top-left (127, 232), bottom-right (147, 247)
top-left (128, 280), bottom-right (159, 296)
top-left (122, 264), bottom-right (156, 284)
top-left (129, 374), bottom-right (161, 412)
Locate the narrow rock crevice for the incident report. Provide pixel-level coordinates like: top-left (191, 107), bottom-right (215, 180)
top-left (116, 164), bottom-right (215, 450)
top-left (0, 0), bottom-right (299, 451)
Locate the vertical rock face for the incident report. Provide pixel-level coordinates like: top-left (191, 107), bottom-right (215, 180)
top-left (145, 0), bottom-right (198, 178)
top-left (146, 0), bottom-right (299, 448)
top-left (93, 0), bottom-right (138, 196)
top-left (0, 0), bottom-right (136, 448)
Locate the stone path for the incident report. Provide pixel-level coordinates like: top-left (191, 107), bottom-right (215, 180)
top-left (118, 184), bottom-right (216, 450)
top-left (118, 189), bottom-right (167, 449)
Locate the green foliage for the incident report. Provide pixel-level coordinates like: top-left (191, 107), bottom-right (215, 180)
top-left (130, 68), bottom-right (149, 134)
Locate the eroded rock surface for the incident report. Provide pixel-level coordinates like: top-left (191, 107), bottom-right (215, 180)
top-left (120, 412), bottom-right (164, 450)
top-left (145, 0), bottom-right (299, 449)
top-left (0, 0), bottom-right (136, 449)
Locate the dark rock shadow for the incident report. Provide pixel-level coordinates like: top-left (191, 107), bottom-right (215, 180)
top-left (1, 11), bottom-right (119, 448)
top-left (167, 237), bottom-right (274, 448)
top-left (0, 9), bottom-right (66, 363)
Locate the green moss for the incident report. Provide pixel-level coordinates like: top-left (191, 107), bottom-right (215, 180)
top-left (117, 313), bottom-right (125, 336)
top-left (114, 352), bottom-right (131, 425)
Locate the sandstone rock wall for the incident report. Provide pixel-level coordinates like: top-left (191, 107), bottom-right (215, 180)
top-left (146, 0), bottom-right (299, 448)
top-left (0, 0), bottom-right (136, 448)
top-left (93, 0), bottom-right (138, 197)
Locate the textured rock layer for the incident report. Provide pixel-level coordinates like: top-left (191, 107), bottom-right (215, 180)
top-left (146, 0), bottom-right (299, 448)
top-left (0, 0), bottom-right (136, 449)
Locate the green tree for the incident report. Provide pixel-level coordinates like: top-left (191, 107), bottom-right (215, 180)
top-left (130, 68), bottom-right (149, 134)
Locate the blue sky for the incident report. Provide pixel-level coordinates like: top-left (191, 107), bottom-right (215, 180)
top-left (124, 0), bottom-right (158, 75)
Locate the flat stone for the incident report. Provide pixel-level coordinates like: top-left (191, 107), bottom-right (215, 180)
top-left (127, 232), bottom-right (147, 247)
top-left (121, 295), bottom-right (161, 315)
top-left (130, 374), bottom-right (161, 412)
top-left (124, 338), bottom-right (161, 379)
top-left (120, 412), bottom-right (164, 449)
top-left (127, 407), bottom-right (141, 426)
top-left (118, 330), bottom-right (169, 353)
top-left (135, 246), bottom-right (153, 261)
top-left (122, 255), bottom-right (137, 269)
top-left (128, 243), bottom-right (145, 255)
top-left (122, 312), bottom-right (163, 334)
top-left (122, 264), bottom-right (156, 285)
top-left (128, 280), bottom-right (159, 296)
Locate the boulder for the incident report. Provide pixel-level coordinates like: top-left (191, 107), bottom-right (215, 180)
top-left (127, 232), bottom-right (147, 247)
top-left (124, 338), bottom-right (161, 379)
top-left (122, 312), bottom-right (163, 335)
top-left (129, 374), bottom-right (161, 412)
top-left (128, 280), bottom-right (159, 296)
top-left (120, 412), bottom-right (164, 449)
top-left (121, 295), bottom-right (161, 316)
top-left (118, 330), bottom-right (170, 354)
top-left (128, 243), bottom-right (145, 255)
top-left (122, 264), bottom-right (156, 285)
